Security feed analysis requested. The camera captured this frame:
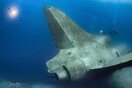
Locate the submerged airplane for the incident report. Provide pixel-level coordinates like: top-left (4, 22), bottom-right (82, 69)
top-left (45, 6), bottom-right (132, 81)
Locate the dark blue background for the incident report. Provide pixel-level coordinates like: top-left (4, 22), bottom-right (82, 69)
top-left (0, 0), bottom-right (132, 84)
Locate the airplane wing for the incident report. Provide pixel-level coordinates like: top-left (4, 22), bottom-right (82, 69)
top-left (104, 52), bottom-right (132, 68)
top-left (45, 6), bottom-right (93, 50)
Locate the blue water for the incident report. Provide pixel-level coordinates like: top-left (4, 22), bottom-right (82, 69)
top-left (0, 0), bottom-right (132, 87)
